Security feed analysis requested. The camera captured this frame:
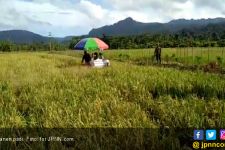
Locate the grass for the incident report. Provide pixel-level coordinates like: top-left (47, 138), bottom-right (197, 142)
top-left (55, 47), bottom-right (225, 67)
top-left (0, 49), bottom-right (225, 149)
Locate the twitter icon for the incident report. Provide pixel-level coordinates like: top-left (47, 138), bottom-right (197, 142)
top-left (206, 130), bottom-right (217, 140)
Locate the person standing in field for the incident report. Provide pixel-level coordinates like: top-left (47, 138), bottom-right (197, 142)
top-left (154, 43), bottom-right (162, 64)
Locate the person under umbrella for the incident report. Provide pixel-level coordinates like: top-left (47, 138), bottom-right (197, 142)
top-left (81, 51), bottom-right (92, 65)
top-left (75, 38), bottom-right (110, 67)
top-left (99, 52), bottom-right (104, 59)
top-left (93, 52), bottom-right (99, 60)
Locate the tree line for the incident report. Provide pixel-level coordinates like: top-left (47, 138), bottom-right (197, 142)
top-left (99, 31), bottom-right (225, 49)
top-left (1, 31), bottom-right (225, 52)
top-left (70, 31), bottom-right (225, 50)
top-left (0, 40), bottom-right (68, 52)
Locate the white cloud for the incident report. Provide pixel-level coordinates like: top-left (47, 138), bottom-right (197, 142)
top-left (0, 0), bottom-right (225, 36)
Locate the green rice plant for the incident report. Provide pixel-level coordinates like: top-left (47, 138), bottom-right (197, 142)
top-left (195, 56), bottom-right (202, 64)
top-left (0, 51), bottom-right (225, 149)
top-left (217, 56), bottom-right (223, 66)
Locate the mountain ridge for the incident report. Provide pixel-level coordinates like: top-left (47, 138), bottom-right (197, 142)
top-left (1, 17), bottom-right (225, 44)
top-left (89, 17), bottom-right (225, 36)
top-left (0, 30), bottom-right (74, 44)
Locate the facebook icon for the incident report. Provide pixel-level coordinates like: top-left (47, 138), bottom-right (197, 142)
top-left (194, 130), bottom-right (204, 140)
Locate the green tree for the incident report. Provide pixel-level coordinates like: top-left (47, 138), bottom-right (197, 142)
top-left (0, 41), bottom-right (12, 52)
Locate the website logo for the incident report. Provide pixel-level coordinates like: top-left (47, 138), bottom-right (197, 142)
top-left (220, 130), bottom-right (225, 140)
top-left (194, 130), bottom-right (204, 140)
top-left (206, 130), bottom-right (217, 141)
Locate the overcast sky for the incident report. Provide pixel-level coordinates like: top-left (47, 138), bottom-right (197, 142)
top-left (0, 0), bottom-right (225, 37)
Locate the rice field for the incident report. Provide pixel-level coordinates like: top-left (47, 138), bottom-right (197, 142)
top-left (56, 47), bottom-right (225, 67)
top-left (0, 49), bottom-right (225, 149)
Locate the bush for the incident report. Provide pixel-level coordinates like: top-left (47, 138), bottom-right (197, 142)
top-left (195, 56), bottom-right (202, 64)
top-left (118, 53), bottom-right (130, 61)
top-left (216, 56), bottom-right (223, 65)
top-left (170, 54), bottom-right (176, 61)
top-left (164, 54), bottom-right (169, 63)
top-left (0, 41), bottom-right (12, 52)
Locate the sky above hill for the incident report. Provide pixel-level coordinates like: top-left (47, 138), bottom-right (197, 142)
top-left (0, 0), bottom-right (225, 37)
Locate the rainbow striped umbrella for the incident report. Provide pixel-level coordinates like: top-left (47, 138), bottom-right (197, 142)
top-left (74, 38), bottom-right (109, 52)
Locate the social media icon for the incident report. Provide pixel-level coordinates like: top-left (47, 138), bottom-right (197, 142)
top-left (206, 130), bottom-right (217, 140)
top-left (194, 130), bottom-right (204, 140)
top-left (220, 130), bottom-right (225, 140)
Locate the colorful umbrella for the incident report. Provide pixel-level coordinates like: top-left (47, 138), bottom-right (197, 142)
top-left (74, 38), bottom-right (109, 52)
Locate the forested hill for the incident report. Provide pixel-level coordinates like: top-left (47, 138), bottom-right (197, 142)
top-left (0, 30), bottom-right (48, 44)
top-left (88, 17), bottom-right (225, 37)
top-left (0, 30), bottom-right (73, 44)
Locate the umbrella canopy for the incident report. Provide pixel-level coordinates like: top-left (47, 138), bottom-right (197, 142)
top-left (74, 38), bottom-right (109, 52)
